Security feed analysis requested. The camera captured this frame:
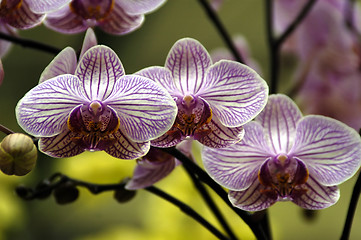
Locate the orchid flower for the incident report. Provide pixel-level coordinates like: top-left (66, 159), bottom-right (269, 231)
top-left (15, 44), bottom-right (177, 160)
top-left (202, 94), bottom-right (361, 211)
top-left (0, 0), bottom-right (71, 29)
top-left (136, 38), bottom-right (268, 148)
top-left (44, 0), bottom-right (166, 35)
top-left (126, 140), bottom-right (193, 190)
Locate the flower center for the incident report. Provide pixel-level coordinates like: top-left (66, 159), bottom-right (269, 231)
top-left (258, 154), bottom-right (309, 200)
top-left (70, 0), bottom-right (114, 21)
top-left (170, 95), bottom-right (212, 138)
top-left (0, 0), bottom-right (22, 16)
top-left (67, 100), bottom-right (120, 150)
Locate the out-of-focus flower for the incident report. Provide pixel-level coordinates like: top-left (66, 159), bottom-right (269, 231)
top-left (0, 58), bottom-right (4, 86)
top-left (126, 140), bottom-right (193, 190)
top-left (275, 0), bottom-right (361, 130)
top-left (15, 44), bottom-right (177, 159)
top-left (0, 133), bottom-right (37, 176)
top-left (136, 38), bottom-right (268, 148)
top-left (44, 0), bottom-right (166, 35)
top-left (210, 34), bottom-right (262, 75)
top-left (203, 94), bottom-right (361, 211)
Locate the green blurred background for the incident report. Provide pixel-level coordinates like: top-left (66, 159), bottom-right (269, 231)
top-left (0, 0), bottom-right (360, 239)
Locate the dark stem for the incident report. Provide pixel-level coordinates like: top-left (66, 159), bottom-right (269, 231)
top-left (18, 173), bottom-right (230, 240)
top-left (265, 0), bottom-right (316, 94)
top-left (340, 172), bottom-right (361, 240)
top-left (198, 0), bottom-right (245, 64)
top-left (159, 147), bottom-right (269, 240)
top-left (0, 32), bottom-right (61, 55)
top-left (182, 163), bottom-right (238, 240)
top-left (145, 186), bottom-right (231, 240)
top-left (0, 124), bottom-right (15, 135)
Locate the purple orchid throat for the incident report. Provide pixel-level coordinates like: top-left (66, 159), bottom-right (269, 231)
top-left (15, 35), bottom-right (177, 159)
top-left (137, 38), bottom-right (269, 148)
top-left (202, 94), bottom-right (361, 211)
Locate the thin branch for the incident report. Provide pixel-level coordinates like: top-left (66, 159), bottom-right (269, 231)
top-left (182, 163), bottom-right (238, 240)
top-left (264, 0), bottom-right (316, 94)
top-left (159, 147), bottom-right (269, 240)
top-left (340, 172), bottom-right (361, 240)
top-left (197, 0), bottom-right (245, 63)
top-left (145, 186), bottom-right (230, 240)
top-left (0, 32), bottom-right (61, 55)
top-left (0, 124), bottom-right (15, 135)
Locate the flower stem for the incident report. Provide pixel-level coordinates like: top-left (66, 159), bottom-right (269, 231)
top-left (264, 0), bottom-right (316, 94)
top-left (160, 147), bottom-right (269, 240)
top-left (340, 172), bottom-right (361, 240)
top-left (197, 0), bottom-right (245, 64)
top-left (145, 186), bottom-right (231, 240)
top-left (182, 163), bottom-right (238, 240)
top-left (0, 32), bottom-right (61, 55)
top-left (0, 124), bottom-right (14, 135)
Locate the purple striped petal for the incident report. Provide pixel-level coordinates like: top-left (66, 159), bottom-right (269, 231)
top-left (3, 1), bottom-right (44, 29)
top-left (27, 0), bottom-right (71, 14)
top-left (290, 115), bottom-right (361, 186)
top-left (44, 7), bottom-right (88, 34)
top-left (256, 94), bottom-right (303, 154)
top-left (39, 47), bottom-right (77, 83)
top-left (136, 66), bottom-right (180, 95)
top-left (38, 129), bottom-right (85, 158)
top-left (150, 126), bottom-right (184, 148)
top-left (202, 121), bottom-right (271, 190)
top-left (16, 74), bottom-right (86, 137)
top-left (104, 129), bottom-right (150, 160)
top-left (104, 75), bottom-right (177, 142)
top-left (126, 159), bottom-right (176, 190)
top-left (76, 45), bottom-right (125, 101)
top-left (118, 0), bottom-right (166, 15)
top-left (198, 60), bottom-right (268, 128)
top-left (291, 175), bottom-right (340, 209)
top-left (228, 176), bottom-right (278, 211)
top-left (197, 116), bottom-right (245, 148)
top-left (165, 38), bottom-right (212, 95)
top-left (98, 2), bottom-right (144, 35)
top-left (79, 28), bottom-right (98, 60)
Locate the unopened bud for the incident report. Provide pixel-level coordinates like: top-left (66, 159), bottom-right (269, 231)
top-left (53, 182), bottom-right (79, 205)
top-left (113, 178), bottom-right (137, 203)
top-left (0, 133), bottom-right (37, 176)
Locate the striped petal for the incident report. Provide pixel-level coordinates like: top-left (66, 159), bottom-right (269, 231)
top-left (99, 2), bottom-right (144, 35)
top-left (256, 94), bottom-right (303, 154)
top-left (3, 1), bottom-right (44, 29)
top-left (44, 7), bottom-right (88, 34)
top-left (150, 126), bottom-right (184, 148)
top-left (126, 158), bottom-right (176, 190)
top-left (290, 115), bottom-right (361, 186)
top-left (118, 0), bottom-right (166, 15)
top-left (39, 47), bottom-right (77, 83)
top-left (197, 116), bottom-right (245, 148)
top-left (16, 74), bottom-right (85, 137)
top-left (228, 176), bottom-right (278, 211)
top-left (136, 66), bottom-right (179, 95)
top-left (79, 28), bottom-right (98, 60)
top-left (199, 60), bottom-right (268, 128)
top-left (202, 121), bottom-right (271, 190)
top-left (27, 0), bottom-right (71, 14)
top-left (76, 45), bottom-right (125, 101)
top-left (38, 129), bottom-right (85, 158)
top-left (291, 175), bottom-right (340, 210)
top-left (165, 38), bottom-right (212, 95)
top-left (104, 129), bottom-right (150, 160)
top-left (104, 75), bottom-right (177, 142)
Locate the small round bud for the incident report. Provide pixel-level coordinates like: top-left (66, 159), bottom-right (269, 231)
top-left (0, 133), bottom-right (37, 176)
top-left (53, 182), bottom-right (79, 205)
top-left (34, 180), bottom-right (53, 199)
top-left (15, 185), bottom-right (34, 200)
top-left (113, 178), bottom-right (137, 203)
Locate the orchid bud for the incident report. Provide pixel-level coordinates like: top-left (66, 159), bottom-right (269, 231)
top-left (0, 133), bottom-right (37, 176)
